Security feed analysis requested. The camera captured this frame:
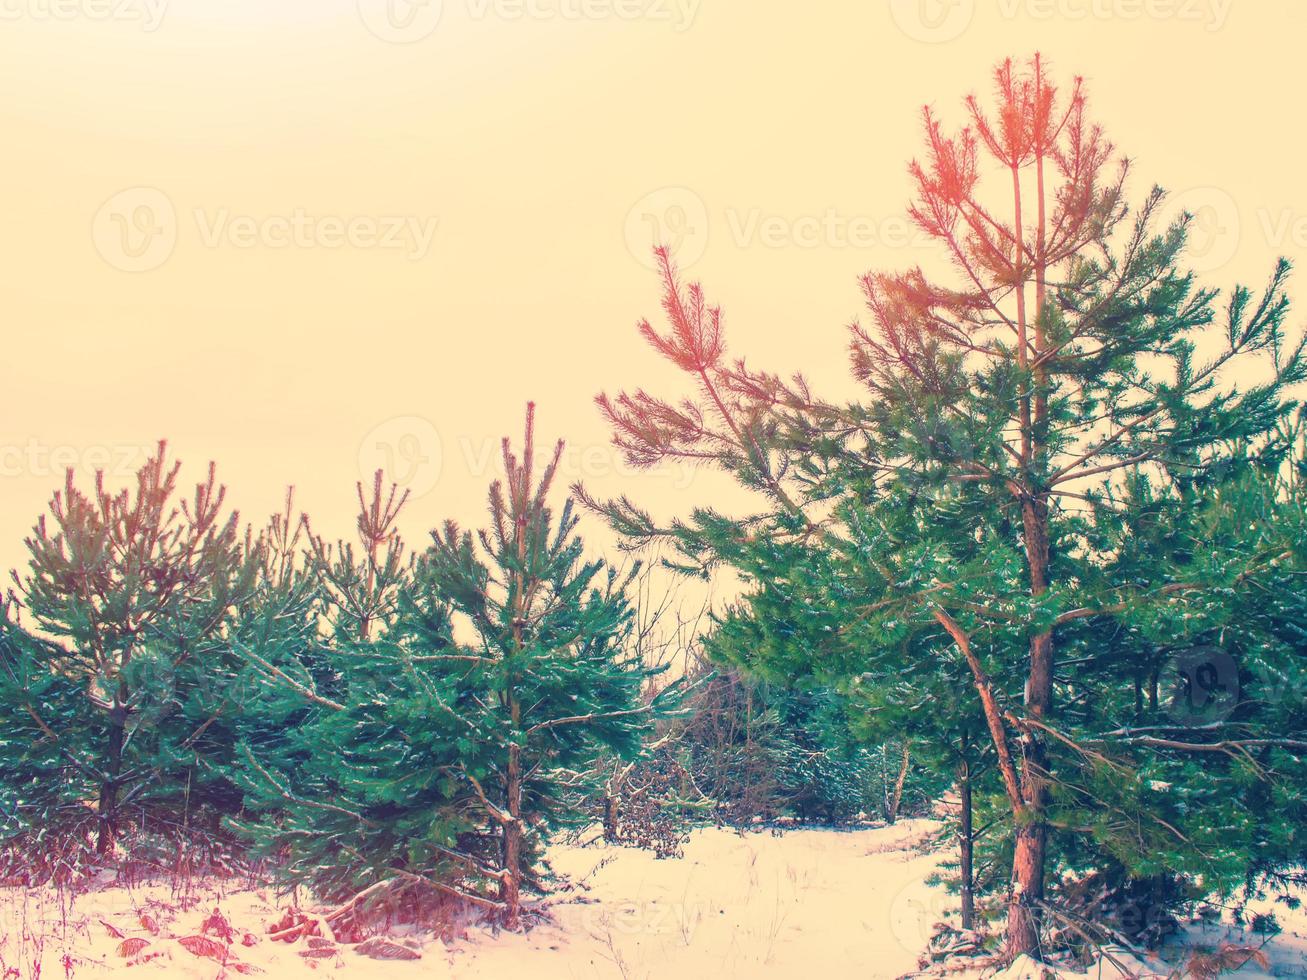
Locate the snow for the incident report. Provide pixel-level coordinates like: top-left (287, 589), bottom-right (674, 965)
top-left (1, 820), bottom-right (1303, 979)
top-left (0, 820), bottom-right (946, 979)
top-left (1163, 903), bottom-right (1307, 980)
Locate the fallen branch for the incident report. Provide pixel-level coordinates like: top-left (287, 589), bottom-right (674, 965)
top-left (389, 867), bottom-right (507, 913)
top-left (323, 876), bottom-right (408, 925)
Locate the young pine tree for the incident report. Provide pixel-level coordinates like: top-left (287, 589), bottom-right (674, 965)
top-left (237, 407), bottom-right (674, 930)
top-left (421, 404), bottom-right (673, 925)
top-left (230, 475), bottom-right (491, 926)
top-left (11, 443), bottom-right (253, 856)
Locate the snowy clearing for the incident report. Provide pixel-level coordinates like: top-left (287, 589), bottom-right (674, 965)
top-left (1, 820), bottom-right (1303, 979)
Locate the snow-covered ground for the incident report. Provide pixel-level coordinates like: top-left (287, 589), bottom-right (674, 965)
top-left (1, 821), bottom-right (1302, 979)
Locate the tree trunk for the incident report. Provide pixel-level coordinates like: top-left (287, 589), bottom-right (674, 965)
top-left (496, 736), bottom-right (522, 930)
top-left (1006, 818), bottom-right (1047, 957)
top-left (96, 689), bottom-right (128, 854)
top-left (1005, 654), bottom-right (1052, 958)
top-left (1005, 498), bottom-right (1054, 959)
top-left (602, 794), bottom-right (620, 843)
top-left (501, 742), bottom-right (523, 928)
top-left (501, 820), bottom-right (522, 926)
top-left (887, 743), bottom-right (911, 825)
top-left (959, 760), bottom-right (975, 932)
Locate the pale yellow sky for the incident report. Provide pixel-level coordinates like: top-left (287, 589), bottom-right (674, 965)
top-left (1, 1), bottom-right (1303, 577)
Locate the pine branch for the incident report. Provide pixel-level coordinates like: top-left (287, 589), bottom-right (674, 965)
top-left (460, 769), bottom-right (514, 826)
top-left (239, 744), bottom-right (367, 822)
top-left (932, 608), bottom-right (1024, 812)
top-left (238, 644), bottom-right (346, 711)
top-left (525, 704), bottom-right (654, 736)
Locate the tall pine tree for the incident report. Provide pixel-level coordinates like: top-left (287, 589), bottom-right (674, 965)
top-left (586, 56), bottom-right (1306, 959)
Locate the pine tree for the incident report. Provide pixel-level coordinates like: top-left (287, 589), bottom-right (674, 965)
top-left (236, 406), bottom-right (677, 930)
top-left (10, 443), bottom-right (253, 856)
top-left (586, 55), bottom-right (1306, 958)
top-left (230, 470), bottom-right (480, 924)
top-left (0, 595), bottom-right (104, 879)
top-left (1038, 417), bottom-right (1307, 926)
top-left (420, 403), bottom-right (674, 925)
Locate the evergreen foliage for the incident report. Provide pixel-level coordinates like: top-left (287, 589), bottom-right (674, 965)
top-left (0, 56), bottom-right (1302, 967)
top-left (4, 443), bottom-right (254, 859)
top-left (233, 406), bottom-right (676, 928)
top-left (583, 55), bottom-right (1307, 957)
